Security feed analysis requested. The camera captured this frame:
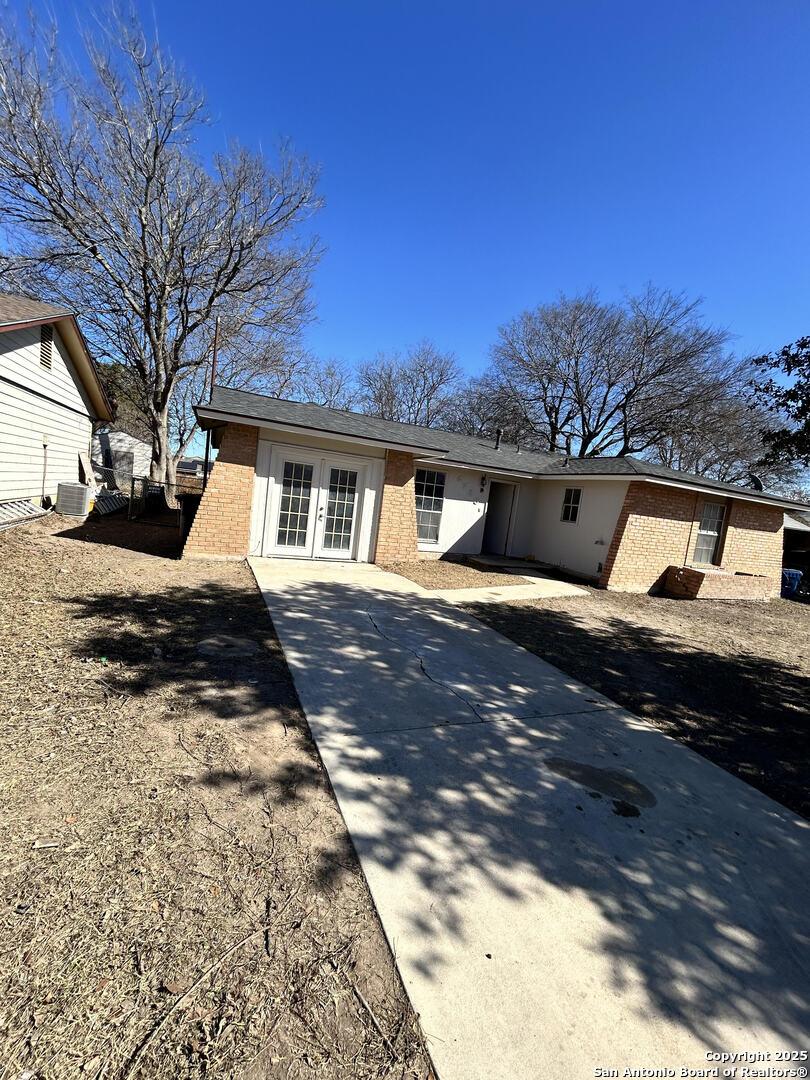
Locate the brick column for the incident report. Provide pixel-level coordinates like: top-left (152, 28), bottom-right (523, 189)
top-left (374, 450), bottom-right (419, 562)
top-left (183, 423), bottom-right (258, 559)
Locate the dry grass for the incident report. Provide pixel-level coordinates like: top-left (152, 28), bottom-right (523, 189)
top-left (0, 515), bottom-right (431, 1080)
top-left (379, 556), bottom-right (522, 591)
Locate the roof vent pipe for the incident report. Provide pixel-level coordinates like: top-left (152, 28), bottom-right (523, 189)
top-left (494, 428), bottom-right (503, 450)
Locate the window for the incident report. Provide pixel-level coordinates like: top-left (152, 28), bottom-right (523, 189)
top-left (415, 468), bottom-right (445, 543)
top-left (693, 501), bottom-right (726, 564)
top-left (40, 324), bottom-right (53, 370)
top-left (561, 487), bottom-right (582, 523)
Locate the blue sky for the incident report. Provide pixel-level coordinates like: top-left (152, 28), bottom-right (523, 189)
top-left (13, 0), bottom-right (810, 374)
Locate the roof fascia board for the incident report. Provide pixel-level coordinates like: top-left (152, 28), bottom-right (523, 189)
top-left (415, 456), bottom-right (542, 480)
top-left (0, 314), bottom-right (73, 332)
top-left (631, 473), bottom-right (806, 510)
top-left (195, 405), bottom-right (449, 456)
top-left (1, 312), bottom-right (112, 421)
top-left (56, 317), bottom-right (113, 422)
top-left (541, 469), bottom-right (806, 509)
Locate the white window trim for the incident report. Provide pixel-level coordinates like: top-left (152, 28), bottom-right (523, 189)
top-left (692, 501), bottom-right (727, 566)
top-left (415, 467), bottom-right (446, 544)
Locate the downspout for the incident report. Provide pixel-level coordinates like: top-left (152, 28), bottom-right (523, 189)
top-left (41, 435), bottom-right (49, 506)
top-left (202, 315), bottom-right (220, 492)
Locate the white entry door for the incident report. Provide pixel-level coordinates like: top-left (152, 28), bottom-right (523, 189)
top-left (264, 449), bottom-right (365, 559)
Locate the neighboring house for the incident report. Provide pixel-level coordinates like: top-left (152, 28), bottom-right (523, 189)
top-left (177, 456), bottom-right (212, 479)
top-left (91, 427), bottom-right (152, 482)
top-left (784, 510), bottom-right (810, 580)
top-left (184, 385), bottom-right (810, 598)
top-left (0, 293), bottom-right (112, 504)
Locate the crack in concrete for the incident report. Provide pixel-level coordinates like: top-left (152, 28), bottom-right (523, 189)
top-left (365, 610), bottom-right (489, 722)
top-left (364, 610), bottom-right (616, 735)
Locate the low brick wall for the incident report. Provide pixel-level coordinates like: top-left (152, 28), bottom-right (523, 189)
top-left (600, 481), bottom-right (783, 596)
top-left (183, 424), bottom-right (258, 559)
top-left (662, 565), bottom-right (776, 601)
top-left (374, 450), bottom-right (418, 562)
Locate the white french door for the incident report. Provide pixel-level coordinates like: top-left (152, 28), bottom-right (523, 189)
top-left (264, 448), bottom-right (365, 559)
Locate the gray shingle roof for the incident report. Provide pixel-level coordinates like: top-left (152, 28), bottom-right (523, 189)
top-left (0, 292), bottom-right (74, 327)
top-left (785, 510), bottom-right (810, 530)
top-left (198, 385), bottom-right (810, 510)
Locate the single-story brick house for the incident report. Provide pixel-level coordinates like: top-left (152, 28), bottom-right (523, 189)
top-left (184, 385), bottom-right (809, 598)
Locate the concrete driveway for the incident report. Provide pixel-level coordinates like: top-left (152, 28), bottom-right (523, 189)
top-left (250, 558), bottom-right (810, 1080)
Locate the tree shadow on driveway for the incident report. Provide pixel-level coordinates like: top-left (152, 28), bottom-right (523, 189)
top-left (465, 600), bottom-right (810, 820)
top-left (66, 576), bottom-right (810, 1059)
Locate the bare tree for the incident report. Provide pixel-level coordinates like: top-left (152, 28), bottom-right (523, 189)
top-left (490, 288), bottom-right (732, 457)
top-left (294, 357), bottom-right (357, 410)
top-left (357, 341), bottom-right (462, 427)
top-left (0, 10), bottom-right (321, 482)
top-left (444, 373), bottom-right (539, 447)
top-left (646, 379), bottom-right (801, 488)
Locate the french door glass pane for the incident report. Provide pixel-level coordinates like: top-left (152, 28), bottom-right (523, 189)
top-left (322, 468), bottom-right (358, 550)
top-left (277, 461), bottom-right (313, 547)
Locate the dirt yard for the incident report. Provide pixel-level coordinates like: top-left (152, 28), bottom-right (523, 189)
top-left (0, 514), bottom-right (431, 1080)
top-left (379, 556), bottom-right (523, 590)
top-left (465, 588), bottom-right (810, 820)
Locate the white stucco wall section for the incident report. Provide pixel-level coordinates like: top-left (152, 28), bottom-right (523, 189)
top-left (417, 464), bottom-right (489, 556)
top-left (250, 429), bottom-right (385, 562)
top-left (0, 326), bottom-right (93, 502)
top-left (523, 478), bottom-right (630, 578)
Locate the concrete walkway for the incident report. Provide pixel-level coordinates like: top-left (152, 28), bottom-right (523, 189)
top-left (249, 558), bottom-right (810, 1080)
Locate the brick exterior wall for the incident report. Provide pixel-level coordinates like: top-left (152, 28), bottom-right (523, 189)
top-left (373, 450), bottom-right (419, 562)
top-left (721, 500), bottom-right (784, 581)
top-left (183, 423), bottom-right (258, 559)
top-left (599, 480), bottom-right (783, 597)
top-left (662, 565), bottom-right (777, 601)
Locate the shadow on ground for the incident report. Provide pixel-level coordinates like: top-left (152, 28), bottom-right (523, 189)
top-left (66, 573), bottom-right (810, 1055)
top-left (57, 513), bottom-right (183, 558)
top-left (466, 600), bottom-right (810, 820)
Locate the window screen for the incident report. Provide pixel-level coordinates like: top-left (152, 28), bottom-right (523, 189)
top-left (693, 501), bottom-right (726, 564)
top-left (415, 469), bottom-right (445, 543)
top-left (561, 487), bottom-right (582, 523)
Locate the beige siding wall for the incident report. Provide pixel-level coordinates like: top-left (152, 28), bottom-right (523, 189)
top-left (0, 326), bottom-right (93, 501)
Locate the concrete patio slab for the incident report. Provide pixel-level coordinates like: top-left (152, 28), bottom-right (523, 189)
top-left (249, 556), bottom-right (810, 1080)
top-left (250, 556), bottom-right (586, 605)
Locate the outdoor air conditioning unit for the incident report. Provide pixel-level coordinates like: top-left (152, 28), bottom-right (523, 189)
top-left (56, 482), bottom-right (93, 518)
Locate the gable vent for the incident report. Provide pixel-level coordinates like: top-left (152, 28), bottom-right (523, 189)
top-left (40, 325), bottom-right (53, 370)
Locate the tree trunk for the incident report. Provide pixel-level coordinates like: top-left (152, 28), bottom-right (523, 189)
top-left (149, 408), bottom-right (172, 484)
